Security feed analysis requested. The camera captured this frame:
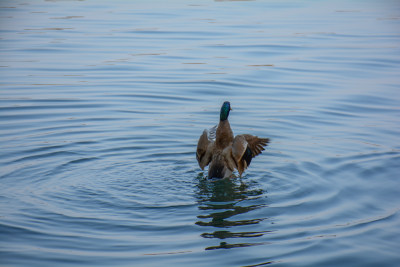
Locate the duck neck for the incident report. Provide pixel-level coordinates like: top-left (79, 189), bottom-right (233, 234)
top-left (216, 120), bottom-right (234, 149)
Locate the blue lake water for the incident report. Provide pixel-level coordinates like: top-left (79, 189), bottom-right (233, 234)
top-left (1, 0), bottom-right (400, 266)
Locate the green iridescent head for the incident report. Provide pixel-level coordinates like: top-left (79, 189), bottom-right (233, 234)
top-left (220, 101), bottom-right (231, 121)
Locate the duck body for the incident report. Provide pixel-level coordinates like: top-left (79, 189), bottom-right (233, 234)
top-left (208, 118), bottom-right (234, 178)
top-left (196, 101), bottom-right (269, 179)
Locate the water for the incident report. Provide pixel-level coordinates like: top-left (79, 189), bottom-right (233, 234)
top-left (1, 0), bottom-right (400, 266)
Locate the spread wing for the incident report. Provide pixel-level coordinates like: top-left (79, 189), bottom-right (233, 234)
top-left (196, 126), bottom-right (216, 170)
top-left (241, 134), bottom-right (269, 157)
top-left (231, 134), bottom-right (269, 176)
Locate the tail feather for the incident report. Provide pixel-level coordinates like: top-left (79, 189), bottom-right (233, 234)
top-left (208, 161), bottom-right (225, 179)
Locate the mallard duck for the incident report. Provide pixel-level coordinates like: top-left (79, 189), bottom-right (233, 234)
top-left (196, 101), bottom-right (269, 179)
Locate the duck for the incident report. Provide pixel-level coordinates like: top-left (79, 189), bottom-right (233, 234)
top-left (196, 101), bottom-right (269, 179)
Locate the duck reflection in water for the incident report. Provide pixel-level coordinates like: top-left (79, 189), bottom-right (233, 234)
top-left (195, 174), bottom-right (272, 250)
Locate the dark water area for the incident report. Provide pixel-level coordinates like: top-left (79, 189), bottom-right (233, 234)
top-left (1, 0), bottom-right (400, 266)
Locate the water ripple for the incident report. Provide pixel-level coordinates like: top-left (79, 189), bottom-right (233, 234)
top-left (1, 0), bottom-right (400, 266)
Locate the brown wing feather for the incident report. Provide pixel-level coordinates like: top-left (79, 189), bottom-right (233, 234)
top-left (230, 134), bottom-right (269, 176)
top-left (231, 135), bottom-right (248, 176)
top-left (241, 134), bottom-right (270, 158)
top-left (196, 129), bottom-right (214, 170)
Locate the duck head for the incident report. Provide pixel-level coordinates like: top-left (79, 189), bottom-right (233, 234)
top-left (220, 101), bottom-right (232, 121)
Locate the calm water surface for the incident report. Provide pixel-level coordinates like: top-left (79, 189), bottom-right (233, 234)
top-left (1, 0), bottom-right (400, 266)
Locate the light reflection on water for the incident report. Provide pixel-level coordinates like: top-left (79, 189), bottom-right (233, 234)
top-left (1, 0), bottom-right (400, 266)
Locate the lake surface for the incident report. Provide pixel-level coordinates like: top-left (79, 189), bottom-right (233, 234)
top-left (1, 0), bottom-right (400, 266)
